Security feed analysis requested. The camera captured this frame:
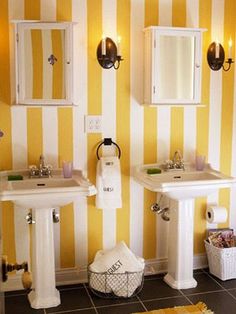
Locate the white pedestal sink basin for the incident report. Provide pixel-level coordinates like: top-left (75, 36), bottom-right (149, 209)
top-left (134, 163), bottom-right (236, 289)
top-left (0, 169), bottom-right (96, 309)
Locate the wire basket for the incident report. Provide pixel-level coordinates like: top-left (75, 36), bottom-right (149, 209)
top-left (88, 267), bottom-right (144, 298)
top-left (205, 240), bottom-right (236, 280)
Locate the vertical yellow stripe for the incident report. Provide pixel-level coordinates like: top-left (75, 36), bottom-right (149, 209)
top-left (0, 0), bottom-right (11, 106)
top-left (87, 0), bottom-right (103, 262)
top-left (57, 0), bottom-right (72, 21)
top-left (0, 104), bottom-right (12, 170)
top-left (27, 108), bottom-right (43, 165)
top-left (143, 0), bottom-right (158, 259)
top-left (56, 0), bottom-right (74, 268)
top-left (2, 202), bottom-right (16, 262)
top-left (0, 0), bottom-right (15, 263)
top-left (116, 0), bottom-right (131, 245)
top-left (52, 30), bottom-right (64, 99)
top-left (195, 0), bottom-right (211, 254)
top-left (24, 0), bottom-right (40, 20)
top-left (58, 108), bottom-right (74, 267)
top-left (172, 0), bottom-right (186, 27)
top-left (31, 30), bottom-right (43, 99)
top-left (145, 0), bottom-right (158, 27)
top-left (218, 0), bottom-right (236, 229)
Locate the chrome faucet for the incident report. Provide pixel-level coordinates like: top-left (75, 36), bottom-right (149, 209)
top-left (29, 155), bottom-right (52, 178)
top-left (164, 150), bottom-right (185, 171)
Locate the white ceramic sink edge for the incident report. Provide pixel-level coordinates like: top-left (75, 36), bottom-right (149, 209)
top-left (133, 163), bottom-right (236, 200)
top-left (0, 169), bottom-right (97, 205)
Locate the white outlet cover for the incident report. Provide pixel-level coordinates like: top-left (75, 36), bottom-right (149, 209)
top-left (85, 115), bottom-right (103, 133)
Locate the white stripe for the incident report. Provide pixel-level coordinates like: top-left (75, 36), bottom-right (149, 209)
top-left (11, 106), bottom-right (27, 169)
top-left (159, 0), bottom-right (172, 26)
top-left (208, 0), bottom-right (224, 170)
top-left (72, 0), bottom-right (88, 266)
top-left (186, 0), bottom-right (199, 28)
top-left (230, 33), bottom-right (236, 233)
top-left (42, 107), bottom-right (58, 168)
top-left (101, 0), bottom-right (117, 251)
top-left (207, 0), bottom-right (224, 229)
top-left (130, 0), bottom-right (144, 257)
top-left (40, 0), bottom-right (56, 21)
top-left (155, 0), bottom-right (173, 259)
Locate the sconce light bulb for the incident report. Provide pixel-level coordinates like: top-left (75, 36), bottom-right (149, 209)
top-left (215, 40), bottom-right (220, 59)
top-left (101, 36), bottom-right (106, 56)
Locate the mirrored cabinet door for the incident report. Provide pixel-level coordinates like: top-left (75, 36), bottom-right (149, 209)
top-left (144, 26), bottom-right (205, 105)
top-left (13, 21), bottom-right (73, 106)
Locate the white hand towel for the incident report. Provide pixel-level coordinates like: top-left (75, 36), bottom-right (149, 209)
top-left (90, 242), bottom-right (144, 296)
top-left (95, 156), bottom-right (122, 209)
top-left (90, 241), bottom-right (144, 273)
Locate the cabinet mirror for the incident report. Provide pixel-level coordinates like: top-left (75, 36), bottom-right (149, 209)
top-left (144, 27), bottom-right (205, 105)
top-left (14, 22), bottom-right (73, 106)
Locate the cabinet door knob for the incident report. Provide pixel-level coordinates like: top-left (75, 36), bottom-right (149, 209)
top-left (195, 63), bottom-right (200, 68)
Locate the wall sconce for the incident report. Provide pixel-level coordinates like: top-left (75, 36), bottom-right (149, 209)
top-left (207, 40), bottom-right (234, 71)
top-left (97, 37), bottom-right (123, 70)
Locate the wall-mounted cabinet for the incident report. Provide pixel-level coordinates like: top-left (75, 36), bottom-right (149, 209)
top-left (13, 21), bottom-right (74, 106)
top-left (144, 26), bottom-right (206, 105)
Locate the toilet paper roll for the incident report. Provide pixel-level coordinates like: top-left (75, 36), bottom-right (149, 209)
top-left (206, 206), bottom-right (228, 224)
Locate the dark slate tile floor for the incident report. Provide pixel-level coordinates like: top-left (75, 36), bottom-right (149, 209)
top-left (5, 269), bottom-right (236, 314)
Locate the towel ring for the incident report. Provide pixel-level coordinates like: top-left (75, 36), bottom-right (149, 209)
top-left (96, 138), bottom-right (121, 160)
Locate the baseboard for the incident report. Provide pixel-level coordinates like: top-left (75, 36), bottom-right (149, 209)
top-left (2, 253), bottom-right (208, 292)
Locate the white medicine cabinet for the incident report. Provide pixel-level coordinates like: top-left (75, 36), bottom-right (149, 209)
top-left (143, 26), bottom-right (206, 105)
top-left (12, 21), bottom-right (74, 106)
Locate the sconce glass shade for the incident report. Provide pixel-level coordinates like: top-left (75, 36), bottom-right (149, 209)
top-left (207, 42), bottom-right (225, 71)
top-left (97, 37), bottom-right (118, 69)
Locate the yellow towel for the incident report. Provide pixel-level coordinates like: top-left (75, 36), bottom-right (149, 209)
top-left (133, 302), bottom-right (214, 314)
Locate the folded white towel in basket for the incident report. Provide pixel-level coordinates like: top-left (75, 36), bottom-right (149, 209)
top-left (95, 156), bottom-right (122, 209)
top-left (90, 241), bottom-right (144, 273)
top-left (89, 241), bottom-right (144, 297)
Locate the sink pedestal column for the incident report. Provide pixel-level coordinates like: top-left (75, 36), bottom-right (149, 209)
top-left (164, 199), bottom-right (197, 289)
top-left (28, 208), bottom-right (60, 309)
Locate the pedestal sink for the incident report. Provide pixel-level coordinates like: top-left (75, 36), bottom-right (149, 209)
top-left (0, 169), bottom-right (96, 309)
top-left (134, 163), bottom-right (236, 289)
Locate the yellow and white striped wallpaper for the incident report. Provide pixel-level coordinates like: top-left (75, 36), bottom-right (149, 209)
top-left (0, 0), bottom-right (236, 277)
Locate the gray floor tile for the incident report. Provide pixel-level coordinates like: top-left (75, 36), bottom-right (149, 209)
top-left (46, 288), bottom-right (93, 313)
top-left (138, 278), bottom-right (181, 300)
top-left (96, 302), bottom-right (145, 314)
top-left (5, 294), bottom-right (44, 314)
top-left (143, 296), bottom-right (191, 311)
top-left (188, 290), bottom-right (236, 314)
top-left (181, 273), bottom-right (223, 295)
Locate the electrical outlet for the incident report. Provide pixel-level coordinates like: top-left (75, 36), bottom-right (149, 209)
top-left (85, 115), bottom-right (103, 133)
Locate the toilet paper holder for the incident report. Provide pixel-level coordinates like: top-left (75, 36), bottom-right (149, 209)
top-left (206, 205), bottom-right (228, 224)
